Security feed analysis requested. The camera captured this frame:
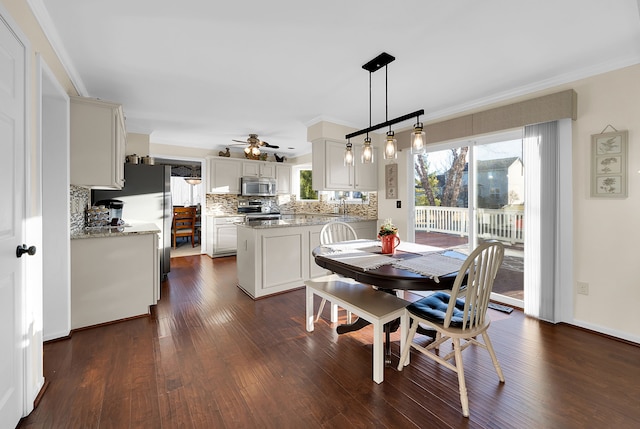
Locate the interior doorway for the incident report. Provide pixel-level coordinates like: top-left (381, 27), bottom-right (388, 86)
top-left (412, 131), bottom-right (524, 308)
top-left (154, 158), bottom-right (204, 257)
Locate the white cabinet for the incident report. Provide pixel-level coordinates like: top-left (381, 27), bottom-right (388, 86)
top-left (354, 146), bottom-right (378, 191)
top-left (312, 140), bottom-right (378, 191)
top-left (71, 232), bottom-right (158, 329)
top-left (237, 224), bottom-right (308, 299)
top-left (243, 161), bottom-right (276, 178)
top-left (276, 164), bottom-right (292, 195)
top-left (209, 158), bottom-right (242, 194)
top-left (237, 220), bottom-right (376, 299)
top-left (207, 216), bottom-right (243, 257)
top-left (209, 158), bottom-right (287, 194)
top-left (70, 96), bottom-right (126, 189)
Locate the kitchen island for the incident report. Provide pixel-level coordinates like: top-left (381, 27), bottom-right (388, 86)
top-left (70, 223), bottom-right (160, 329)
top-left (236, 216), bottom-right (376, 299)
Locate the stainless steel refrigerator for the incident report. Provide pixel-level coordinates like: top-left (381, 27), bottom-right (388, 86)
top-left (93, 164), bottom-right (172, 278)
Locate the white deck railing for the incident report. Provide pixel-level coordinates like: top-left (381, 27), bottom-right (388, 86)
top-left (415, 206), bottom-right (524, 244)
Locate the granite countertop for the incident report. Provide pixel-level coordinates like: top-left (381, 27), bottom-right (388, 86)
top-left (238, 215), bottom-right (376, 229)
top-left (207, 214), bottom-right (247, 218)
top-left (71, 222), bottom-right (161, 240)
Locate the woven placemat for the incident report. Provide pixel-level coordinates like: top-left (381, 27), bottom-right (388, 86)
top-left (392, 252), bottom-right (464, 282)
top-left (322, 239), bottom-right (380, 254)
top-left (321, 252), bottom-right (395, 271)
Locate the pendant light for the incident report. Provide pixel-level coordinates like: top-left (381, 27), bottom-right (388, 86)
top-left (411, 120), bottom-right (426, 154)
top-left (382, 63), bottom-right (397, 160)
top-left (343, 52), bottom-right (424, 162)
top-left (344, 141), bottom-right (354, 166)
top-left (360, 71), bottom-right (374, 164)
top-left (184, 166), bottom-right (202, 185)
top-left (384, 130), bottom-right (397, 160)
top-left (361, 136), bottom-right (374, 163)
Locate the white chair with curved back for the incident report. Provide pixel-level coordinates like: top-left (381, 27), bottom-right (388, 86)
top-left (397, 240), bottom-right (505, 418)
top-left (316, 221), bottom-right (358, 323)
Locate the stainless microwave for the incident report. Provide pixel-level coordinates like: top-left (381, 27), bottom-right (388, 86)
top-left (241, 176), bottom-right (276, 196)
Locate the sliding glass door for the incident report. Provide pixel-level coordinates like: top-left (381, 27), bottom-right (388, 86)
top-left (413, 131), bottom-right (524, 307)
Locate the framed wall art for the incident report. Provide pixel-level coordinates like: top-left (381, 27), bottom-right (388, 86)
top-left (591, 129), bottom-right (628, 198)
top-left (385, 163), bottom-right (398, 199)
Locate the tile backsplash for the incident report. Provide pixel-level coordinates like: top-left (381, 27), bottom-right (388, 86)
top-left (70, 185), bottom-right (90, 234)
top-left (205, 192), bottom-right (378, 219)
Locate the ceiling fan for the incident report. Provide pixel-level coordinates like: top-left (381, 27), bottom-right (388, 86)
top-left (231, 134), bottom-right (279, 156)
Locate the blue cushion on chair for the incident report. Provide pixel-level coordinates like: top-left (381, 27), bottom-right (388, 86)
top-left (407, 291), bottom-right (467, 328)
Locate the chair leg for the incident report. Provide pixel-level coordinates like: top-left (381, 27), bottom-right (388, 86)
top-left (482, 332), bottom-right (505, 382)
top-left (453, 338), bottom-right (470, 418)
top-left (397, 316), bottom-right (419, 371)
top-left (314, 298), bottom-right (327, 323)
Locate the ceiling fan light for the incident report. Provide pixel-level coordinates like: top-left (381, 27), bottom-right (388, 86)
top-left (344, 142), bottom-right (354, 166)
top-left (251, 145), bottom-right (260, 156)
top-left (383, 130), bottom-right (397, 160)
top-left (244, 146), bottom-right (250, 155)
top-left (361, 137), bottom-right (374, 164)
top-left (411, 122), bottom-right (426, 155)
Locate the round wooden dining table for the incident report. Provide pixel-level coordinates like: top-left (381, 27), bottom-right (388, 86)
top-left (312, 242), bottom-right (465, 292)
top-left (312, 241), bottom-right (468, 362)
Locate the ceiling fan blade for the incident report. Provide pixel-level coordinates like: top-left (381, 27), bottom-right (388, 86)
top-left (259, 140), bottom-right (279, 149)
top-left (232, 139), bottom-right (247, 143)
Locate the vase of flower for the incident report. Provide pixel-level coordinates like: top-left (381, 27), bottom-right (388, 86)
top-left (378, 219), bottom-right (400, 255)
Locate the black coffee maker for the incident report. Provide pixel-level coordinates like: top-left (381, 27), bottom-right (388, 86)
top-left (95, 199), bottom-right (124, 226)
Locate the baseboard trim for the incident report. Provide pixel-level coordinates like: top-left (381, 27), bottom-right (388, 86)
top-left (559, 321), bottom-right (640, 347)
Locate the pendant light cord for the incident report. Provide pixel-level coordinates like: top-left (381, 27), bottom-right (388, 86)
top-left (367, 71), bottom-right (372, 139)
top-left (385, 65), bottom-right (388, 124)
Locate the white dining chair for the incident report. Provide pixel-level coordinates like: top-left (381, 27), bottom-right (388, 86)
top-left (316, 222), bottom-right (357, 324)
top-left (397, 240), bottom-right (505, 418)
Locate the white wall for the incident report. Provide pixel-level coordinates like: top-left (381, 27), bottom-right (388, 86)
top-left (376, 64), bottom-right (640, 342)
top-left (570, 65), bottom-right (640, 340)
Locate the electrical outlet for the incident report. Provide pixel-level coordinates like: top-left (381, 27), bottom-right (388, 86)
top-left (577, 281), bottom-right (589, 295)
top-left (396, 201), bottom-right (401, 208)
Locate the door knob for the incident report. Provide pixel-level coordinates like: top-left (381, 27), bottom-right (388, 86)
top-left (16, 244), bottom-right (37, 258)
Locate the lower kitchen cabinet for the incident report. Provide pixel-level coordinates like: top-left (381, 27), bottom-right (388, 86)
top-left (207, 216), bottom-right (244, 257)
top-left (236, 220), bottom-right (376, 299)
top-left (71, 231), bottom-right (159, 330)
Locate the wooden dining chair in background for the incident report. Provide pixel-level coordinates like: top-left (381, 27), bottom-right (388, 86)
top-left (172, 206), bottom-right (197, 249)
top-left (397, 240), bottom-right (505, 418)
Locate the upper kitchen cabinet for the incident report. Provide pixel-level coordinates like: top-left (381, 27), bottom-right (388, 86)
top-left (70, 96), bottom-right (126, 189)
top-left (275, 164), bottom-right (291, 195)
top-left (209, 157), bottom-right (242, 194)
top-left (242, 161), bottom-right (276, 178)
top-left (312, 140), bottom-right (378, 191)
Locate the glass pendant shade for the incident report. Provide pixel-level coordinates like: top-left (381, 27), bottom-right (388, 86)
top-left (383, 130), bottom-right (397, 160)
top-left (411, 122), bottom-right (426, 154)
top-left (244, 146), bottom-right (250, 154)
top-left (344, 142), bottom-right (354, 166)
top-left (361, 136), bottom-right (374, 164)
top-left (185, 177), bottom-right (202, 185)
top-left (251, 145), bottom-right (260, 156)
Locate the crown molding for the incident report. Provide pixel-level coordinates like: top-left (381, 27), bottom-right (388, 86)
top-left (423, 53), bottom-right (640, 123)
top-left (27, 0), bottom-right (88, 96)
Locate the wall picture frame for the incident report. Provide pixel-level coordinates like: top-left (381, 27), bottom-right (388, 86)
top-left (385, 163), bottom-right (398, 199)
top-left (591, 130), bottom-right (628, 198)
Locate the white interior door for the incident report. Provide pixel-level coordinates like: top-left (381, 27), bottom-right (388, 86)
top-left (0, 13), bottom-right (26, 428)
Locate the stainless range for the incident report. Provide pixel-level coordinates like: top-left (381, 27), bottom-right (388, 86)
top-left (237, 200), bottom-right (281, 221)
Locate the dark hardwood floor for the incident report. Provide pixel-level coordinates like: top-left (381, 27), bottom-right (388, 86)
top-left (19, 255), bottom-right (640, 428)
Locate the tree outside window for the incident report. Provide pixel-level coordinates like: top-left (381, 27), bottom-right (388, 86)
top-left (299, 170), bottom-right (318, 200)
